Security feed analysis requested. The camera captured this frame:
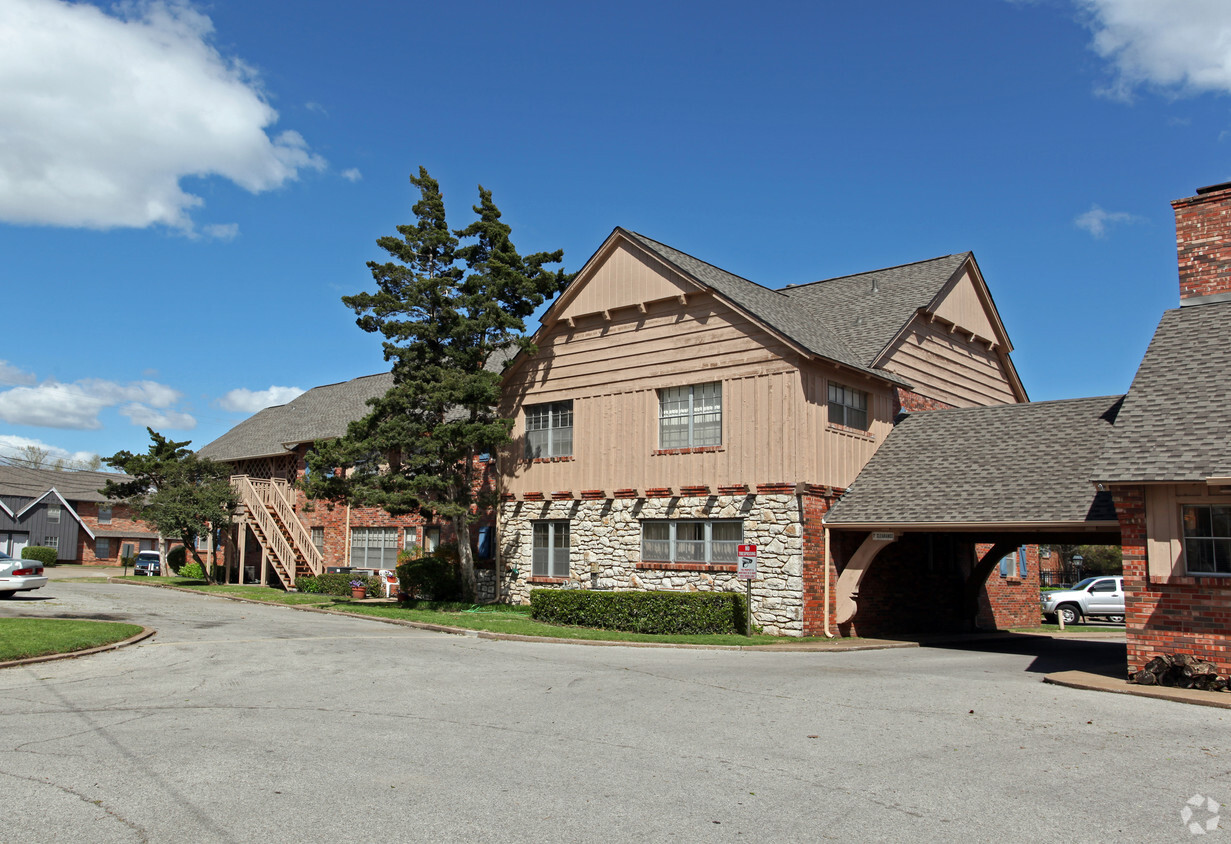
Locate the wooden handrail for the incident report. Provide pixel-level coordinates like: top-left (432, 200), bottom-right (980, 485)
top-left (231, 476), bottom-right (301, 586)
top-left (232, 475), bottom-right (324, 578)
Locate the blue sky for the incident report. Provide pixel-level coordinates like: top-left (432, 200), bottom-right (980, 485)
top-left (1, 0), bottom-right (1229, 466)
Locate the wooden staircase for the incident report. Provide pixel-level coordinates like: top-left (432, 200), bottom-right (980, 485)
top-left (232, 475), bottom-right (324, 589)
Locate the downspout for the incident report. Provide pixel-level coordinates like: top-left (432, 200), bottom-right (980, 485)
top-left (823, 525), bottom-right (835, 638)
top-left (344, 504), bottom-right (351, 567)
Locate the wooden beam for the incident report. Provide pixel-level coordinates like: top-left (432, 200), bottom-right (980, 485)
top-left (833, 531), bottom-right (898, 624)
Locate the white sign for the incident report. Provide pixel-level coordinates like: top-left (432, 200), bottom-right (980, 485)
top-left (737, 544), bottom-right (757, 580)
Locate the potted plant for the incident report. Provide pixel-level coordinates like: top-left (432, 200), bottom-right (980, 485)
top-left (349, 579), bottom-right (367, 601)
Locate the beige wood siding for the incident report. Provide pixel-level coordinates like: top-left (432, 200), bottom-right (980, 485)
top-left (880, 316), bottom-right (1018, 407)
top-left (930, 266), bottom-right (998, 341)
top-left (501, 292), bottom-right (893, 495)
top-left (558, 243), bottom-right (698, 320)
top-left (1145, 484), bottom-right (1231, 579)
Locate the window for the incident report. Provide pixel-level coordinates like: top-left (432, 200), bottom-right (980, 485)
top-left (46, 502), bottom-right (61, 524)
top-left (532, 522), bottom-right (570, 578)
top-left (423, 526), bottom-right (441, 554)
top-left (477, 525), bottom-right (494, 560)
top-left (525, 401), bottom-right (573, 458)
top-left (1183, 504), bottom-right (1231, 574)
top-left (641, 520), bottom-right (742, 564)
top-left (659, 382), bottom-right (722, 448)
top-left (96, 537), bottom-right (111, 558)
top-left (828, 383), bottom-right (869, 430)
top-left (98, 505), bottom-right (112, 524)
top-left (311, 527), bottom-right (325, 558)
top-left (350, 527), bottom-right (398, 568)
top-left (999, 546), bottom-right (1028, 578)
top-left (44, 536), bottom-right (59, 551)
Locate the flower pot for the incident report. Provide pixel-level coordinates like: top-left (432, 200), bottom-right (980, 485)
top-left (351, 587), bottom-right (366, 600)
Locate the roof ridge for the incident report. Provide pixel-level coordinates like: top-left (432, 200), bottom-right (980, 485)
top-left (622, 229), bottom-right (788, 298)
top-left (901, 395), bottom-right (1123, 418)
top-left (785, 252), bottom-right (969, 291)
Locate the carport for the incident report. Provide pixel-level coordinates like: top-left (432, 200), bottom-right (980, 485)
top-left (823, 395), bottom-right (1124, 635)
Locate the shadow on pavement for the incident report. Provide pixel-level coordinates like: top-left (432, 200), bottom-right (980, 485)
top-left (919, 633), bottom-right (1126, 678)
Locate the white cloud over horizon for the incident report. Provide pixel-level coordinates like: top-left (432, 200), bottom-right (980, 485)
top-left (0, 377), bottom-right (194, 430)
top-left (1074, 203), bottom-right (1146, 237)
top-left (0, 434), bottom-right (99, 467)
top-left (0, 0), bottom-right (326, 234)
top-left (1078, 0), bottom-right (1231, 99)
top-left (219, 385), bottom-right (305, 414)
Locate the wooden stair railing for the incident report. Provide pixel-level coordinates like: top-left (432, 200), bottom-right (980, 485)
top-left (249, 477), bottom-right (324, 578)
top-left (232, 475), bottom-right (315, 588)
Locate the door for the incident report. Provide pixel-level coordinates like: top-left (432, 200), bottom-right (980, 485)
top-left (1086, 578), bottom-right (1122, 615)
top-left (4, 532), bottom-right (30, 558)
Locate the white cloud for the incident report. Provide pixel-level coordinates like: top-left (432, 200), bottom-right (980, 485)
top-left (119, 404), bottom-right (196, 430)
top-left (341, 168), bottom-right (363, 182)
top-left (202, 222), bottom-right (240, 241)
top-left (1077, 0), bottom-right (1231, 99)
top-left (0, 0), bottom-right (326, 233)
top-left (219, 385), bottom-right (305, 414)
top-left (0, 434), bottom-right (98, 467)
top-left (1074, 203), bottom-right (1146, 237)
top-left (0, 377), bottom-right (186, 429)
top-left (0, 360), bottom-right (36, 386)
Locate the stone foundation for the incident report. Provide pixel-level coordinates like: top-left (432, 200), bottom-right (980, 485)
top-left (498, 493), bottom-right (807, 635)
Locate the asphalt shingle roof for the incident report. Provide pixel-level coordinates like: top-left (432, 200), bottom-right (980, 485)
top-left (1094, 301), bottom-right (1231, 482)
top-left (825, 395), bottom-right (1123, 526)
top-left (623, 230), bottom-right (969, 384)
top-left (0, 465), bottom-right (131, 503)
top-left (197, 373), bottom-right (394, 462)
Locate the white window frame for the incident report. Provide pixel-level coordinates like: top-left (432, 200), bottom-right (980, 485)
top-left (349, 527), bottom-right (398, 568)
top-left (640, 520), bottom-right (742, 564)
top-left (828, 382), bottom-right (869, 430)
top-left (532, 521), bottom-right (570, 578)
top-left (98, 505), bottom-right (112, 525)
top-left (46, 502), bottom-right (62, 524)
top-left (311, 527), bottom-right (325, 558)
top-left (423, 526), bottom-right (441, 554)
top-left (658, 382), bottom-right (722, 449)
top-left (1182, 504), bottom-right (1231, 575)
top-left (525, 401), bottom-right (574, 458)
top-left (44, 535), bottom-right (59, 551)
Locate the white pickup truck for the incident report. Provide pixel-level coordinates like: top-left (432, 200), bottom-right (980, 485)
top-left (1040, 576), bottom-right (1125, 624)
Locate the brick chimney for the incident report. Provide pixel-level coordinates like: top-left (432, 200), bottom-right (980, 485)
top-left (1172, 181), bottom-right (1231, 301)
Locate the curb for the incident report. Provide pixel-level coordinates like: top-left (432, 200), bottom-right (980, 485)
top-left (1044, 670), bottom-right (1231, 710)
top-left (106, 579), bottom-right (920, 651)
top-left (0, 625), bottom-right (155, 670)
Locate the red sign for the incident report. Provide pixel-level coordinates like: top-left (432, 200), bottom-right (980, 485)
top-left (737, 544), bottom-right (757, 580)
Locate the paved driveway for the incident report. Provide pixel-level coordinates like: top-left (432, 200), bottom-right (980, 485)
top-left (1, 582), bottom-right (1225, 842)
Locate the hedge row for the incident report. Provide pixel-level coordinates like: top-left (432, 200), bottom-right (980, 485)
top-left (529, 589), bottom-right (748, 635)
top-left (395, 556), bottom-right (463, 602)
top-left (297, 573), bottom-right (384, 597)
top-left (21, 546), bottom-right (57, 567)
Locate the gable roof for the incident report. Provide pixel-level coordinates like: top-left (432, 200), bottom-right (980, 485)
top-left (0, 464), bottom-right (129, 503)
top-left (780, 253), bottom-right (973, 366)
top-left (825, 395), bottom-right (1123, 529)
top-left (1093, 300), bottom-right (1231, 483)
top-left (198, 373), bottom-right (394, 463)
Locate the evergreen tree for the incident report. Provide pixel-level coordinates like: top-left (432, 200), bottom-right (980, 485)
top-left (102, 429), bottom-right (236, 581)
top-left (304, 167), bottom-right (570, 597)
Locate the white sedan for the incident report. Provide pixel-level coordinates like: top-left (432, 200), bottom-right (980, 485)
top-left (0, 550), bottom-right (48, 598)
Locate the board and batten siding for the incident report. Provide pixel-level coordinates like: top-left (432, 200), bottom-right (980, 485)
top-left (881, 316), bottom-right (1018, 407)
top-left (501, 288), bottom-right (893, 496)
top-left (1144, 484), bottom-right (1231, 579)
top-left (0, 496), bottom-right (81, 560)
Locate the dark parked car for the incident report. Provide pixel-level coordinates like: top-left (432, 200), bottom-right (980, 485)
top-left (133, 550), bottom-right (162, 576)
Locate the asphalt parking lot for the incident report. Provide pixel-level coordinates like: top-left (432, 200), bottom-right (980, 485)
top-left (1, 581), bottom-right (1226, 843)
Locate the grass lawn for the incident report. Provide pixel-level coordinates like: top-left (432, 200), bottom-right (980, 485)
top-left (119, 579), bottom-right (840, 645)
top-left (0, 618), bottom-right (144, 661)
top-left (1012, 622), bottom-right (1125, 634)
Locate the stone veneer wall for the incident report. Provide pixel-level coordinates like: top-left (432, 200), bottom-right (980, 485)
top-left (498, 492), bottom-right (806, 636)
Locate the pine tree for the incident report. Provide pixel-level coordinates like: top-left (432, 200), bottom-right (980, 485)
top-left (305, 168), bottom-right (570, 597)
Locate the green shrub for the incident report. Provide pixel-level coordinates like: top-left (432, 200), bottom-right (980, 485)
top-left (178, 562), bottom-right (205, 580)
top-left (166, 545), bottom-right (187, 574)
top-left (21, 546), bottom-right (58, 567)
top-left (396, 556), bottom-right (462, 602)
top-left (297, 573), bottom-right (383, 597)
top-left (530, 589), bottom-right (748, 635)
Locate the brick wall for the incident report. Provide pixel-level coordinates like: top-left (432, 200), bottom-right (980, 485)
top-left (1115, 484), bottom-right (1231, 675)
top-left (73, 501), bottom-right (160, 564)
top-left (977, 543), bottom-right (1042, 628)
top-left (801, 488), bottom-right (838, 636)
top-left (1173, 183), bottom-right (1231, 300)
top-left (893, 388), bottom-right (956, 416)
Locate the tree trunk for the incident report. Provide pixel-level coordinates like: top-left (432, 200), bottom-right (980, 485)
top-left (456, 510), bottom-right (477, 601)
